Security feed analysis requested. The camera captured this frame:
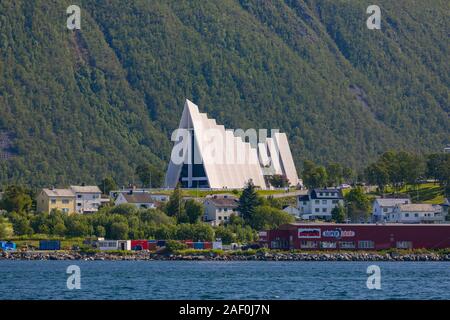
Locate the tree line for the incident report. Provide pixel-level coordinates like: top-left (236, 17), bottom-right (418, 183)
top-left (302, 151), bottom-right (450, 197)
top-left (0, 181), bottom-right (294, 244)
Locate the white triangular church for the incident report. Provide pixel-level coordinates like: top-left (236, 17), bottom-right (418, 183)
top-left (164, 99), bottom-right (300, 190)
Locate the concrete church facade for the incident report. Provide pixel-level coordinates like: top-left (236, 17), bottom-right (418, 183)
top-left (164, 99), bottom-right (300, 190)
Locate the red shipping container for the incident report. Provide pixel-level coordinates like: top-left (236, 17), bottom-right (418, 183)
top-left (203, 242), bottom-right (213, 249)
top-left (148, 242), bottom-right (157, 251)
top-left (131, 240), bottom-right (149, 250)
top-left (185, 241), bottom-right (194, 248)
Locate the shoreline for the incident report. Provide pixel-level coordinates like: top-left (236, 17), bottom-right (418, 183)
top-left (2, 251), bottom-right (450, 262)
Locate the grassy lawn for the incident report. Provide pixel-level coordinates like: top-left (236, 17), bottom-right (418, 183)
top-left (179, 189), bottom-right (288, 198)
top-left (380, 183), bottom-right (445, 204)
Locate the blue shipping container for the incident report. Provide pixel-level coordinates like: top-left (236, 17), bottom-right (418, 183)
top-left (1, 241), bottom-right (16, 250)
top-left (156, 240), bottom-right (166, 247)
top-left (39, 240), bottom-right (61, 251)
top-left (193, 242), bottom-right (204, 250)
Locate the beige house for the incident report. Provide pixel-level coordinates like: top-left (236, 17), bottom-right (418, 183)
top-left (36, 188), bottom-right (76, 214)
top-left (389, 204), bottom-right (445, 224)
top-left (203, 194), bottom-right (239, 226)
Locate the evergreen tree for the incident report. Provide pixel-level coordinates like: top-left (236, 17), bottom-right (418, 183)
top-left (237, 180), bottom-right (260, 222)
top-left (166, 183), bottom-right (184, 218)
top-left (100, 177), bottom-right (117, 195)
top-left (331, 204), bottom-right (346, 223)
top-left (185, 199), bottom-right (203, 224)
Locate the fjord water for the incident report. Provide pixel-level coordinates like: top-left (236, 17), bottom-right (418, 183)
top-left (0, 261), bottom-right (449, 300)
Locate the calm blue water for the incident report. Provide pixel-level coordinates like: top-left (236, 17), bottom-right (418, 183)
top-left (0, 261), bottom-right (449, 300)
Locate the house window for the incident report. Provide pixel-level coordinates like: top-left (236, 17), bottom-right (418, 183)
top-left (77, 195), bottom-right (82, 198)
top-left (303, 201), bottom-right (307, 205)
top-left (322, 208), bottom-right (327, 213)
top-left (315, 200), bottom-right (320, 204)
top-left (325, 192), bottom-right (329, 196)
top-left (332, 200), bottom-right (338, 204)
top-left (319, 193), bottom-right (323, 196)
top-left (404, 213), bottom-right (409, 217)
top-left (51, 199), bottom-right (56, 204)
top-left (77, 203), bottom-right (82, 206)
top-left (396, 241), bottom-right (412, 249)
top-left (358, 241), bottom-right (375, 249)
top-left (320, 242), bottom-right (337, 249)
top-left (224, 216), bottom-right (228, 220)
top-left (218, 216), bottom-right (222, 220)
top-left (300, 241), bottom-right (318, 249)
top-left (62, 199), bottom-right (70, 204)
top-left (322, 200), bottom-right (327, 205)
top-left (414, 213), bottom-right (419, 217)
top-left (339, 241), bottom-right (355, 249)
top-left (62, 208), bottom-right (69, 213)
top-left (315, 208), bottom-right (320, 213)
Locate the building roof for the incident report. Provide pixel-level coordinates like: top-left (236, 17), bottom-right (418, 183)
top-left (274, 223), bottom-right (450, 231)
top-left (42, 188), bottom-right (75, 197)
top-left (309, 188), bottom-right (343, 200)
top-left (121, 193), bottom-right (154, 204)
top-left (70, 186), bottom-right (102, 194)
top-left (374, 198), bottom-right (410, 207)
top-left (298, 195), bottom-right (309, 201)
top-left (206, 195), bottom-right (239, 208)
top-left (397, 204), bottom-right (441, 212)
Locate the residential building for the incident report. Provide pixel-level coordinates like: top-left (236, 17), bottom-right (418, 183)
top-left (164, 99), bottom-right (301, 190)
top-left (297, 188), bottom-right (344, 220)
top-left (203, 194), bottom-right (239, 226)
top-left (114, 191), bottom-right (157, 209)
top-left (372, 198), bottom-right (411, 222)
top-left (110, 189), bottom-right (169, 202)
top-left (36, 188), bottom-right (76, 214)
top-left (70, 185), bottom-right (105, 214)
top-left (388, 204), bottom-right (445, 224)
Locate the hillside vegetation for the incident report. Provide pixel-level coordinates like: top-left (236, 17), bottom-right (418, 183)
top-left (0, 0), bottom-right (448, 187)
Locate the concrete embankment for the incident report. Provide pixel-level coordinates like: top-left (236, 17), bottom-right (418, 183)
top-left (1, 251), bottom-right (450, 261)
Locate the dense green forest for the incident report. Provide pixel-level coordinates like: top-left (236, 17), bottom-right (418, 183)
top-left (0, 0), bottom-right (448, 188)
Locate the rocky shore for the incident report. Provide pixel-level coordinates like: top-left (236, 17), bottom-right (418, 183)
top-left (1, 250), bottom-right (450, 262)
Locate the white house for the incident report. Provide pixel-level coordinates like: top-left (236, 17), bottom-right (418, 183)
top-left (388, 204), bottom-right (445, 224)
top-left (70, 185), bottom-right (106, 214)
top-left (372, 198), bottom-right (411, 222)
top-left (110, 189), bottom-right (169, 202)
top-left (96, 240), bottom-right (131, 251)
top-left (203, 194), bottom-right (239, 226)
top-left (114, 192), bottom-right (157, 209)
top-left (297, 188), bottom-right (344, 220)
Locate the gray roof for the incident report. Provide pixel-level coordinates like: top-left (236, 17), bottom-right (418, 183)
top-left (122, 193), bottom-right (154, 204)
top-left (70, 186), bottom-right (102, 194)
top-left (374, 198), bottom-right (410, 207)
top-left (42, 188), bottom-right (75, 197)
top-left (397, 204), bottom-right (441, 212)
top-left (206, 196), bottom-right (239, 208)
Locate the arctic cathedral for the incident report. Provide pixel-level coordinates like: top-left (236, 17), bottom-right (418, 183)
top-left (164, 99), bottom-right (300, 190)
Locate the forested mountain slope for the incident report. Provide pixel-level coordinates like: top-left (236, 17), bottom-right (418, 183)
top-left (0, 0), bottom-right (448, 187)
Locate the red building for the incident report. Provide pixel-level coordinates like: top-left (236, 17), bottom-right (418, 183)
top-left (260, 223), bottom-right (450, 250)
top-left (131, 240), bottom-right (149, 250)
